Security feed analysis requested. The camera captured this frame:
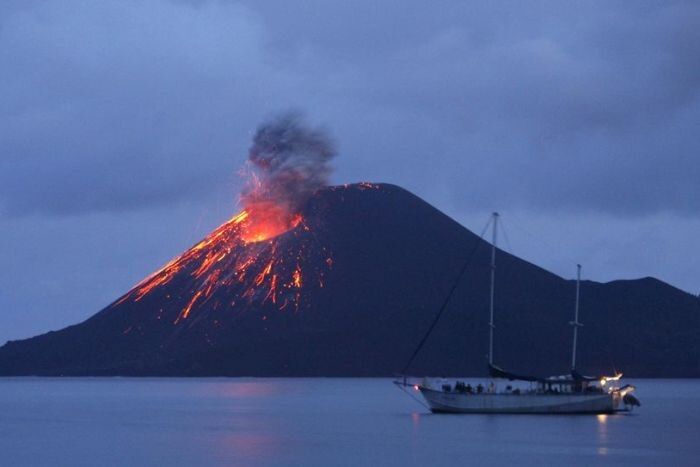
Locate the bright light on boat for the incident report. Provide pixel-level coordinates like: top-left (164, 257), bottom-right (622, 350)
top-left (413, 385), bottom-right (420, 391)
top-left (600, 373), bottom-right (623, 386)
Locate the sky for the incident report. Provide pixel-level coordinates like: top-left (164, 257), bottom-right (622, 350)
top-left (1, 0), bottom-right (698, 344)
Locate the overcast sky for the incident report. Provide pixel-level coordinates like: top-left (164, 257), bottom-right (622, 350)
top-left (1, 0), bottom-right (698, 343)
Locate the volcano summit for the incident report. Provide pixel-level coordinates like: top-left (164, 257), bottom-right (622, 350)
top-left (1, 182), bottom-right (699, 377)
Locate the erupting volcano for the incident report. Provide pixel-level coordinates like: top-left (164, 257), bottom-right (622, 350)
top-left (1, 116), bottom-right (698, 377)
top-left (114, 113), bottom-right (339, 325)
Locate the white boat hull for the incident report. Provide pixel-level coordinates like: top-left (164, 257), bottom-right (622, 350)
top-left (420, 387), bottom-right (620, 414)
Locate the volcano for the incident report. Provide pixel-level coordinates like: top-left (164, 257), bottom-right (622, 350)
top-left (1, 183), bottom-right (698, 376)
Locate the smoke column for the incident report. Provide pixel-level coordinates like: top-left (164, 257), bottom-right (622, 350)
top-left (239, 112), bottom-right (337, 242)
top-left (243, 112), bottom-right (336, 212)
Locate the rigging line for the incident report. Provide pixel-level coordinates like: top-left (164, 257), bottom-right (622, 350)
top-left (499, 216), bottom-right (513, 254)
top-left (401, 217), bottom-right (492, 374)
top-left (394, 382), bottom-right (431, 411)
top-left (504, 211), bottom-right (584, 268)
top-left (492, 216), bottom-right (521, 302)
top-left (492, 217), bottom-right (527, 302)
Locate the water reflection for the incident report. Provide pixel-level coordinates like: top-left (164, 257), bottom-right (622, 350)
top-left (220, 381), bottom-right (279, 398)
top-left (206, 381), bottom-right (292, 463)
top-left (218, 433), bottom-right (281, 463)
top-left (596, 413), bottom-right (609, 455)
top-left (197, 380), bottom-right (280, 398)
top-left (410, 411), bottom-right (421, 427)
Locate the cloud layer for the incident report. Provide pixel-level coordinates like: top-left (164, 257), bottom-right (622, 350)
top-left (2, 1), bottom-right (698, 217)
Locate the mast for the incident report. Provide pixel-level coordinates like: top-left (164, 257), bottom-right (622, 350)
top-left (570, 264), bottom-right (583, 371)
top-left (488, 212), bottom-right (498, 366)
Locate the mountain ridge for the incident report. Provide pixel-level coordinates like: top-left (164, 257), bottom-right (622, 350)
top-left (1, 183), bottom-right (698, 377)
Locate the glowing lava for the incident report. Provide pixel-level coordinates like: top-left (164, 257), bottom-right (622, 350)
top-left (239, 202), bottom-right (303, 244)
top-left (116, 202), bottom-right (332, 326)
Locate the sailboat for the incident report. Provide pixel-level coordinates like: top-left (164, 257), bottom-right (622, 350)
top-left (396, 213), bottom-right (640, 414)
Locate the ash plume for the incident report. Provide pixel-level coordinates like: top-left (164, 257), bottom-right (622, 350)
top-left (242, 112), bottom-right (337, 214)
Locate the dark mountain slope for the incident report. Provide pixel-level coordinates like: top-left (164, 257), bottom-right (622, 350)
top-left (1, 183), bottom-right (697, 376)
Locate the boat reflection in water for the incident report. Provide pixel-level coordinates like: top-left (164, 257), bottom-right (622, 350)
top-left (396, 213), bottom-right (641, 415)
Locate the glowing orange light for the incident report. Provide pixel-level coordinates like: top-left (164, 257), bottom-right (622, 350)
top-left (239, 202), bottom-right (302, 244)
top-left (292, 268), bottom-right (302, 288)
top-left (175, 290), bottom-right (203, 323)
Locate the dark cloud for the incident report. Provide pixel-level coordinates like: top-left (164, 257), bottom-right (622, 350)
top-left (244, 112), bottom-right (336, 213)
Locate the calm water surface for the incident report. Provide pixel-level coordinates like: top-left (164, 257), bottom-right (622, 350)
top-left (0, 378), bottom-right (697, 466)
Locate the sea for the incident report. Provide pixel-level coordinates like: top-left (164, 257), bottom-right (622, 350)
top-left (0, 378), bottom-right (697, 466)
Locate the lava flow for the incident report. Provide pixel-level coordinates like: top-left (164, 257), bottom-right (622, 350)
top-left (116, 203), bottom-right (330, 324)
